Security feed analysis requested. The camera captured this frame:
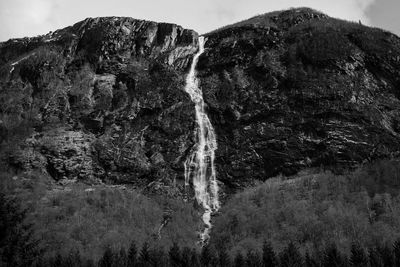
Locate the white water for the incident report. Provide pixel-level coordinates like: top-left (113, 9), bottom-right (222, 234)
top-left (9, 53), bottom-right (35, 74)
top-left (184, 36), bottom-right (220, 245)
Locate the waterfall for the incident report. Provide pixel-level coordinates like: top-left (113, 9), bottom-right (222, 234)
top-left (184, 36), bottom-right (220, 245)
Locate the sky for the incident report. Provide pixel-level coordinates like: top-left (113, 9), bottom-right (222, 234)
top-left (0, 0), bottom-right (399, 41)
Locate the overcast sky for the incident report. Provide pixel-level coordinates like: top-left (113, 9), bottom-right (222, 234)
top-left (0, 0), bottom-right (398, 41)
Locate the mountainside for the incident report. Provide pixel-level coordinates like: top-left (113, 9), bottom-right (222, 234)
top-left (2, 7), bottom-right (400, 264)
top-left (2, 9), bottom-right (400, 194)
top-left (200, 7), bottom-right (400, 188)
top-left (0, 17), bottom-right (199, 193)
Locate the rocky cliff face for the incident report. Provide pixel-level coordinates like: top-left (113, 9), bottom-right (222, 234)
top-left (0, 17), bottom-right (199, 191)
top-left (1, 9), bottom-right (400, 191)
top-left (199, 8), bottom-right (400, 187)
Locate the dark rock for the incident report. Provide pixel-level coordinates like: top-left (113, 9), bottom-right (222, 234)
top-left (200, 8), bottom-right (400, 187)
top-left (2, 9), bottom-right (400, 191)
top-left (0, 17), bottom-right (198, 188)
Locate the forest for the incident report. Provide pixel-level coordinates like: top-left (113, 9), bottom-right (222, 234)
top-left (2, 159), bottom-right (400, 266)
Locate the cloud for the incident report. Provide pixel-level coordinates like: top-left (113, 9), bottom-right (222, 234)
top-left (21, 0), bottom-right (53, 24)
top-left (366, 0), bottom-right (400, 36)
top-left (0, 0), bottom-right (56, 40)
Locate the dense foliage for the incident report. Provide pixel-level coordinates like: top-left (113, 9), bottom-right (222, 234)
top-left (2, 7), bottom-right (400, 267)
top-left (0, 170), bottom-right (201, 261)
top-left (3, 237), bottom-right (400, 266)
top-left (210, 160), bottom-right (400, 256)
top-left (2, 159), bottom-right (400, 266)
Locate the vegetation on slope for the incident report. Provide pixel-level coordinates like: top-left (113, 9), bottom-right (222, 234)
top-left (0, 170), bottom-right (202, 262)
top-left (199, 7), bottom-right (400, 185)
top-left (210, 159), bottom-right (400, 257)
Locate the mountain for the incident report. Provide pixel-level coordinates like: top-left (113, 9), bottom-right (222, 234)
top-left (0, 17), bottom-right (199, 192)
top-left (2, 7), bottom-right (400, 262)
top-left (200, 7), bottom-right (400, 188)
top-left (2, 8), bottom-right (400, 192)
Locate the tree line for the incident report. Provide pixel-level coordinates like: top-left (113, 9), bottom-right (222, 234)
top-left (3, 188), bottom-right (400, 267)
top-left (5, 236), bottom-right (400, 266)
top-left (40, 240), bottom-right (400, 267)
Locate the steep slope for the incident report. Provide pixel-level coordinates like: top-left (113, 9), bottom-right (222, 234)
top-left (0, 17), bottom-right (199, 192)
top-left (1, 8), bottom-right (400, 193)
top-left (2, 8), bottom-right (400, 261)
top-left (199, 8), bottom-right (400, 188)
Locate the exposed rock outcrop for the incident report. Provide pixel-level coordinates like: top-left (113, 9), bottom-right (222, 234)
top-left (1, 8), bottom-right (400, 191)
top-left (199, 8), bottom-right (400, 187)
top-left (0, 17), bottom-right (199, 188)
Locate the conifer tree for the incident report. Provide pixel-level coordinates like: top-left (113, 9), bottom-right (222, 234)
top-left (169, 242), bottom-right (181, 267)
top-left (393, 239), bottom-right (400, 267)
top-left (368, 247), bottom-right (383, 267)
top-left (279, 242), bottom-right (303, 267)
top-left (349, 243), bottom-right (368, 267)
top-left (149, 247), bottom-right (166, 267)
top-left (65, 249), bottom-right (82, 267)
top-left (52, 253), bottom-right (63, 267)
top-left (262, 241), bottom-right (277, 267)
top-left (377, 244), bottom-right (394, 267)
top-left (200, 245), bottom-right (212, 267)
top-left (139, 242), bottom-right (151, 267)
top-left (0, 193), bottom-right (40, 267)
top-left (84, 259), bottom-right (95, 267)
top-left (246, 250), bottom-right (262, 267)
top-left (33, 255), bottom-right (45, 267)
top-left (99, 246), bottom-right (114, 267)
top-left (116, 248), bottom-right (127, 267)
top-left (304, 251), bottom-right (318, 267)
top-left (233, 252), bottom-right (245, 267)
top-left (190, 248), bottom-right (200, 267)
top-left (322, 244), bottom-right (346, 267)
top-left (181, 247), bottom-right (192, 267)
top-left (217, 246), bottom-right (231, 267)
top-left (128, 241), bottom-right (138, 267)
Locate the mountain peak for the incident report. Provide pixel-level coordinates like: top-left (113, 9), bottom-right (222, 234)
top-left (0, 16), bottom-right (199, 69)
top-left (207, 7), bottom-right (328, 35)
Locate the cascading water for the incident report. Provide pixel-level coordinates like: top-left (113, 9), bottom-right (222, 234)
top-left (184, 36), bottom-right (220, 245)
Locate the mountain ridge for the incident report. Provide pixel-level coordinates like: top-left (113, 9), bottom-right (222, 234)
top-left (1, 8), bottom-right (400, 189)
top-left (2, 7), bottom-right (400, 263)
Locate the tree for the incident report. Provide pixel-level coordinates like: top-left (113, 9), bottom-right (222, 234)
top-left (116, 248), bottom-right (128, 267)
top-left (279, 242), bottom-right (303, 267)
top-left (349, 243), bottom-right (368, 267)
top-left (217, 246), bottom-right (231, 267)
top-left (139, 242), bottom-right (151, 267)
top-left (377, 244), bottom-right (394, 267)
top-left (0, 193), bottom-right (40, 267)
top-left (246, 250), bottom-right (262, 267)
top-left (169, 242), bottom-right (181, 267)
top-left (64, 249), bottom-right (82, 267)
top-left (368, 247), bottom-right (383, 267)
top-left (189, 248), bottom-right (200, 267)
top-left (322, 244), bottom-right (347, 267)
top-left (200, 245), bottom-right (212, 267)
top-left (99, 246), bottom-right (114, 267)
top-left (149, 247), bottom-right (167, 267)
top-left (393, 239), bottom-right (400, 267)
top-left (128, 241), bottom-right (138, 267)
top-left (51, 253), bottom-right (63, 267)
top-left (304, 251), bottom-right (318, 267)
top-left (234, 253), bottom-right (245, 267)
top-left (84, 259), bottom-right (95, 267)
top-left (181, 247), bottom-right (192, 267)
top-left (262, 241), bottom-right (277, 267)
